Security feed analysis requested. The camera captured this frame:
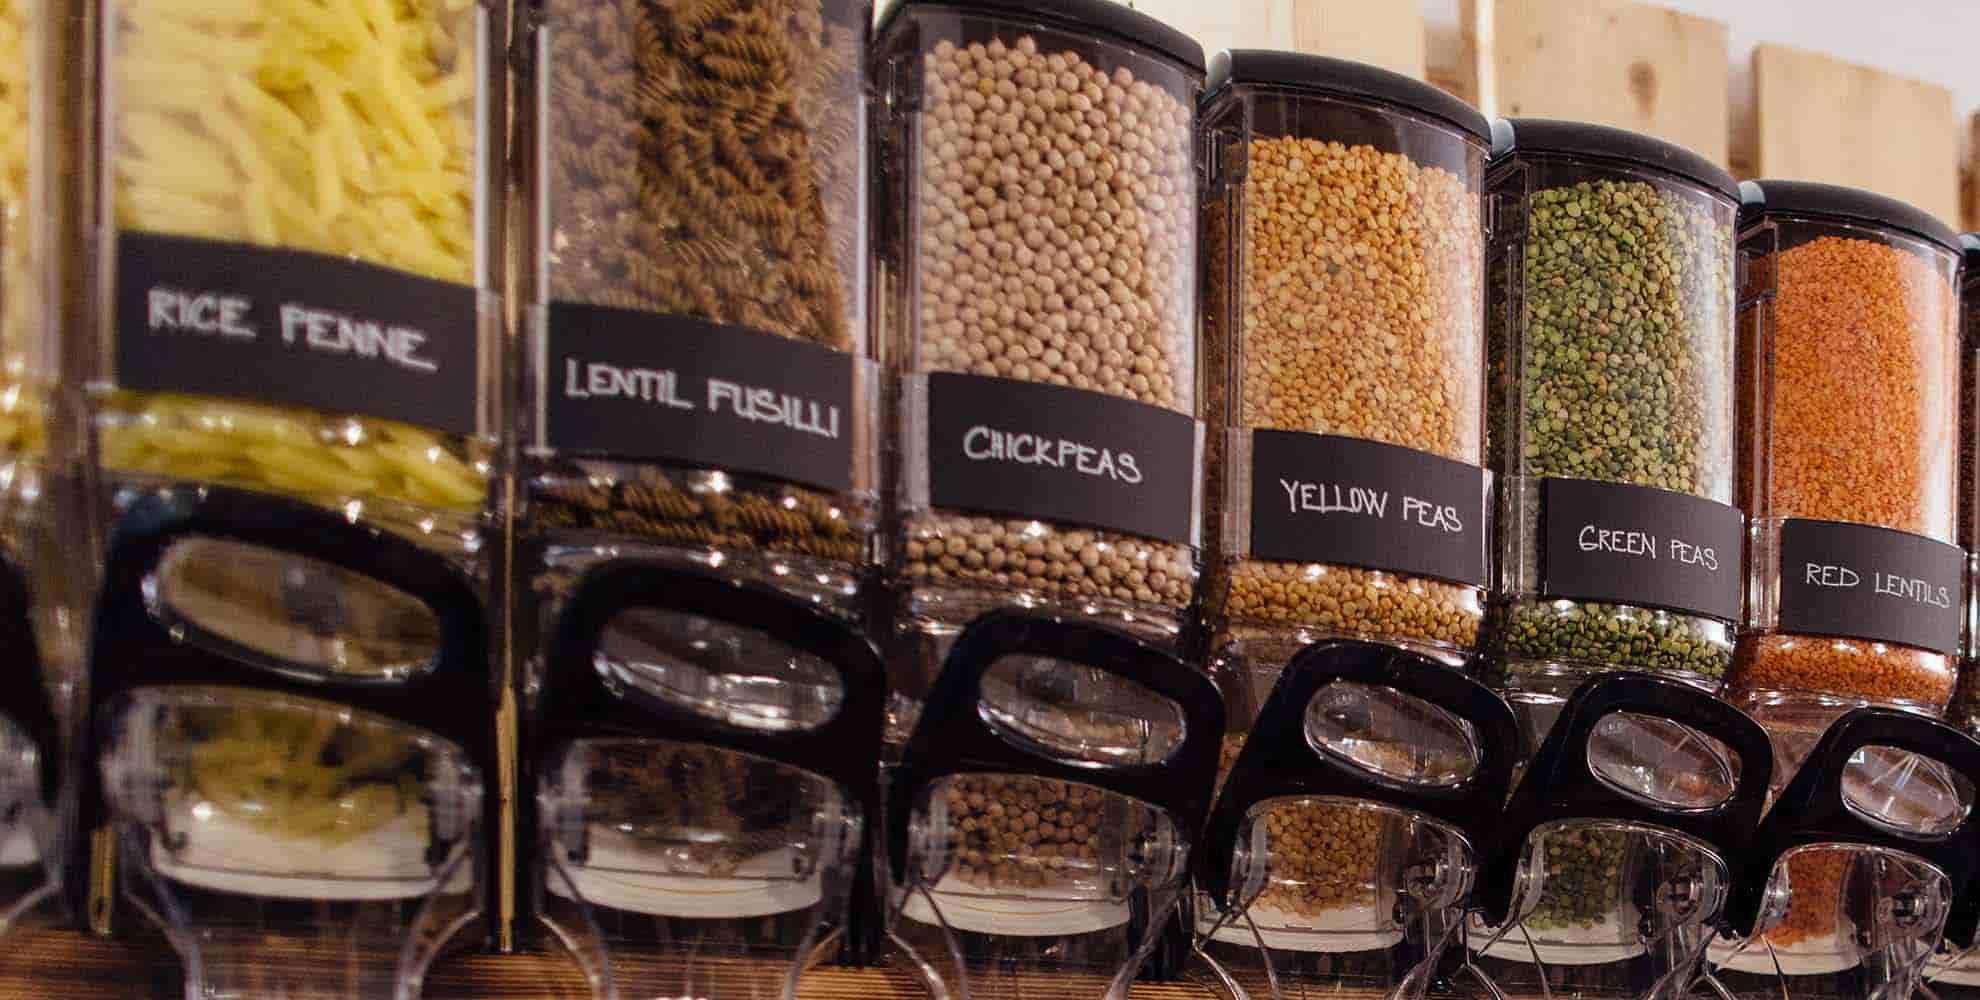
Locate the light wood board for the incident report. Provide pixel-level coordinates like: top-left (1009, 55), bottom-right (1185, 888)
top-left (1752, 42), bottom-right (1960, 228)
top-left (1122, 0), bottom-right (1425, 80)
top-left (1460, 0), bottom-right (1729, 165)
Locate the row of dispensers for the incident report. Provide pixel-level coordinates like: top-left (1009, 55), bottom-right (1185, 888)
top-left (0, 487), bottom-right (1974, 998)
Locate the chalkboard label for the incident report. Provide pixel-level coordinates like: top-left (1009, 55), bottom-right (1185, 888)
top-left (923, 372), bottom-right (1200, 546)
top-left (1246, 430), bottom-right (1488, 587)
top-left (114, 231), bottom-right (482, 436)
top-left (1776, 518), bottom-right (1963, 655)
top-left (542, 303), bottom-right (857, 493)
top-left (1539, 478), bottom-right (1744, 622)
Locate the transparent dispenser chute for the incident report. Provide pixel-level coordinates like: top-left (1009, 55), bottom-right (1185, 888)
top-left (1189, 640), bottom-right (1519, 1000)
top-left (525, 562), bottom-right (884, 999)
top-left (1707, 708), bottom-right (1980, 1000)
top-left (884, 612), bottom-right (1224, 1000)
top-left (1465, 673), bottom-right (1774, 1000)
top-left (82, 487), bottom-right (494, 999)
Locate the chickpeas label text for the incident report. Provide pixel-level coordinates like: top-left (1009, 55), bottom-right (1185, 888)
top-left (962, 426), bottom-right (1141, 483)
top-left (924, 372), bottom-right (1200, 547)
top-left (1247, 431), bottom-right (1488, 588)
top-left (541, 305), bottom-right (858, 493)
top-left (1538, 477), bottom-right (1744, 622)
top-left (115, 232), bottom-right (480, 436)
top-left (1778, 519), bottom-right (1964, 655)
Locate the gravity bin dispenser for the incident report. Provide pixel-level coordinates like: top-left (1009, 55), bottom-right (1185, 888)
top-left (1706, 708), bottom-right (1980, 1000)
top-left (512, 0), bottom-right (878, 620)
top-left (873, 0), bottom-right (1208, 736)
top-left (1188, 641), bottom-right (1519, 1000)
top-left (1465, 672), bottom-right (1773, 1000)
top-left (522, 561), bottom-right (884, 999)
top-left (81, 488), bottom-right (497, 999)
top-left (0, 0), bottom-right (83, 948)
top-left (884, 612), bottom-right (1223, 1000)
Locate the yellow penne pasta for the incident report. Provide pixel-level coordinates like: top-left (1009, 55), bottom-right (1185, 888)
top-left (247, 444), bottom-right (379, 494)
top-left (107, 0), bottom-right (484, 511)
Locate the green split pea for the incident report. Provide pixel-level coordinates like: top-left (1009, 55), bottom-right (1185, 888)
top-left (1500, 178), bottom-right (1734, 680)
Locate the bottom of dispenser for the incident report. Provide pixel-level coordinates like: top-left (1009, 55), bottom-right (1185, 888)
top-left (1928, 952), bottom-right (1980, 986)
top-left (1200, 902), bottom-right (1402, 953)
top-left (1707, 930), bottom-right (1858, 976)
top-left (150, 807), bottom-right (455, 901)
top-left (1467, 912), bottom-right (1645, 966)
top-left (897, 873), bottom-right (1129, 937)
top-left (549, 828), bottom-right (825, 919)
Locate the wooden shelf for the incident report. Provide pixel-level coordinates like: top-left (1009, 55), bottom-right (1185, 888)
top-left (0, 924), bottom-right (1286, 1000)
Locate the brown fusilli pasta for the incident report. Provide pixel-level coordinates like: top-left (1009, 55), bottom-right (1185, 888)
top-left (538, 0), bottom-right (868, 568)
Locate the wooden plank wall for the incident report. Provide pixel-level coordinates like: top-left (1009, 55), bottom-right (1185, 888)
top-left (1749, 42), bottom-right (1962, 227)
top-left (1125, 0), bottom-right (1425, 79)
top-left (1462, 0), bottom-right (1730, 167)
top-left (1121, 0), bottom-right (1975, 232)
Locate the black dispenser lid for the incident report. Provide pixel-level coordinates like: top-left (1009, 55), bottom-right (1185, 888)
top-left (1490, 118), bottom-right (1739, 200)
top-left (876, 0), bottom-right (1204, 74)
top-left (1739, 179), bottom-right (1960, 255)
top-left (1205, 50), bottom-right (1489, 143)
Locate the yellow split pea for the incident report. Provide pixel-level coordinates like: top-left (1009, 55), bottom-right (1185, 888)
top-left (1223, 136), bottom-right (1484, 650)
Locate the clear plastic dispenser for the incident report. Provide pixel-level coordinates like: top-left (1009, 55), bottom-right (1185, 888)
top-left (873, 0), bottom-right (1206, 730)
top-left (0, 0), bottom-right (74, 924)
top-left (1707, 708), bottom-right (1980, 1000)
top-left (1484, 119), bottom-right (1743, 696)
top-left (1198, 51), bottom-right (1491, 672)
top-left (1190, 641), bottom-right (1518, 999)
top-left (82, 488), bottom-right (494, 999)
top-left (1733, 181), bottom-right (1964, 718)
top-left (514, 0), bottom-right (876, 618)
top-left (1466, 673), bottom-right (1773, 1000)
top-left (85, 0), bottom-right (505, 678)
top-left (884, 612), bottom-right (1223, 999)
top-left (525, 563), bottom-right (884, 999)
top-left (4, 0), bottom-right (89, 733)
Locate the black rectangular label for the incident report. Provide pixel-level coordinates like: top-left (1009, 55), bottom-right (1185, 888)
top-left (1539, 477), bottom-right (1744, 622)
top-left (924, 372), bottom-right (1199, 545)
top-left (113, 231), bottom-right (480, 435)
top-left (1246, 430), bottom-right (1488, 587)
top-left (1776, 518), bottom-right (1963, 655)
top-left (543, 303), bottom-right (855, 493)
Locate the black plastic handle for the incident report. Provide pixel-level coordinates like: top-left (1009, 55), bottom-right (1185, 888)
top-left (530, 558), bottom-right (887, 813)
top-left (1723, 707), bottom-right (1980, 938)
top-left (1473, 672), bottom-right (1775, 926)
top-left (884, 611), bottom-right (1224, 883)
top-left (83, 486), bottom-right (490, 746)
top-left (78, 486), bottom-right (494, 924)
top-left (1194, 641), bottom-right (1520, 904)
